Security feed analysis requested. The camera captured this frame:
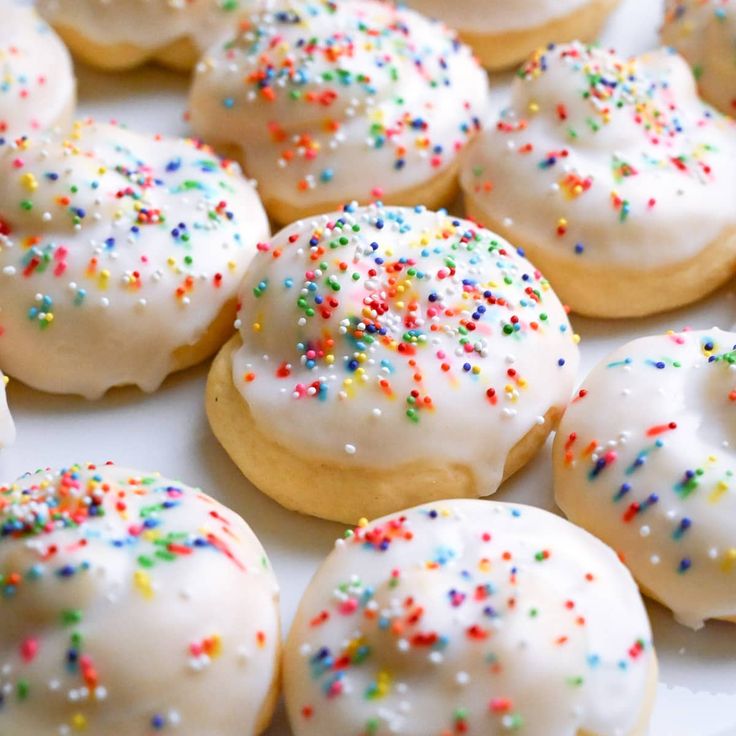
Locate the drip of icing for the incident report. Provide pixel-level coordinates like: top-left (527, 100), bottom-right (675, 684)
top-left (0, 372), bottom-right (14, 448)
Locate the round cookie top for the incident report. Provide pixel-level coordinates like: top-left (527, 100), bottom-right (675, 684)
top-left (662, 0), bottom-right (736, 114)
top-left (555, 327), bottom-right (736, 628)
top-left (189, 0), bottom-right (490, 214)
top-left (0, 373), bottom-right (14, 449)
top-left (37, 0), bottom-right (261, 56)
top-left (460, 42), bottom-right (736, 269)
top-left (404, 0), bottom-right (590, 34)
top-left (284, 499), bottom-right (654, 736)
top-left (0, 120), bottom-right (269, 398)
top-left (0, 462), bottom-right (280, 735)
top-left (0, 2), bottom-right (75, 139)
top-left (232, 204), bottom-right (579, 491)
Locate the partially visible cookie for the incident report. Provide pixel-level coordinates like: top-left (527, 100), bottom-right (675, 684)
top-left (0, 120), bottom-right (269, 398)
top-left (38, 0), bottom-right (261, 71)
top-left (1, 2), bottom-right (75, 138)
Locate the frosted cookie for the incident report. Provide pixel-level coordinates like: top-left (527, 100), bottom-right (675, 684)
top-left (662, 0), bottom-right (736, 115)
top-left (0, 120), bottom-right (269, 398)
top-left (461, 43), bottom-right (736, 318)
top-left (189, 0), bottom-right (490, 224)
top-left (404, 0), bottom-right (620, 70)
top-left (0, 463), bottom-right (280, 734)
top-left (0, 373), bottom-right (14, 448)
top-left (1, 2), bottom-right (75, 139)
top-left (554, 328), bottom-right (736, 629)
top-left (37, 0), bottom-right (261, 72)
top-left (284, 499), bottom-right (657, 736)
top-left (206, 204), bottom-right (579, 524)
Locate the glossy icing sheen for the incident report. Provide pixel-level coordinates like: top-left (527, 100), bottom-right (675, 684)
top-left (460, 43), bottom-right (736, 268)
top-left (1, 3), bottom-right (75, 139)
top-left (0, 120), bottom-right (269, 398)
top-left (662, 0), bottom-right (736, 113)
top-left (232, 204), bottom-right (579, 491)
top-left (0, 373), bottom-right (14, 448)
top-left (404, 0), bottom-right (589, 33)
top-left (38, 0), bottom-right (260, 53)
top-left (189, 0), bottom-right (490, 210)
top-left (285, 500), bottom-right (654, 736)
top-left (555, 328), bottom-right (736, 629)
top-left (0, 463), bottom-right (280, 735)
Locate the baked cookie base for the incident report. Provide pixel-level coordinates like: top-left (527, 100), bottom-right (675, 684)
top-left (206, 334), bottom-right (564, 525)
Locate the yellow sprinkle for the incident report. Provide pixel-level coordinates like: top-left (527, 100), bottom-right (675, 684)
top-left (209, 634), bottom-right (223, 659)
top-left (325, 355), bottom-right (335, 365)
top-left (528, 101), bottom-right (540, 113)
top-left (373, 670), bottom-right (393, 699)
top-left (573, 334), bottom-right (581, 344)
top-left (358, 518), bottom-right (369, 528)
top-left (134, 570), bottom-right (154, 599)
top-left (71, 713), bottom-right (87, 731)
top-left (20, 173), bottom-right (38, 192)
top-left (721, 548), bottom-right (736, 573)
top-left (252, 322), bottom-right (262, 332)
top-left (709, 480), bottom-right (729, 504)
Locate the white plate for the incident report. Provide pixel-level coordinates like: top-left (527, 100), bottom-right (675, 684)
top-left (3, 1), bottom-right (736, 733)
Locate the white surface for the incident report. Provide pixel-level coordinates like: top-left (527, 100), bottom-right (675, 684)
top-left (2, 0), bottom-right (736, 733)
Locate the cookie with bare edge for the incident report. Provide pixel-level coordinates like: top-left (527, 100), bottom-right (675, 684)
top-left (206, 203), bottom-right (579, 524)
top-left (37, 0), bottom-right (262, 72)
top-left (0, 373), bottom-right (14, 448)
top-left (662, 0), bottom-right (736, 116)
top-left (405, 0), bottom-right (619, 69)
top-left (0, 463), bottom-right (280, 734)
top-left (555, 327), bottom-right (736, 629)
top-left (284, 499), bottom-right (657, 736)
top-left (189, 0), bottom-right (490, 225)
top-left (461, 43), bottom-right (736, 318)
top-left (1, 2), bottom-right (75, 138)
top-left (0, 120), bottom-right (269, 398)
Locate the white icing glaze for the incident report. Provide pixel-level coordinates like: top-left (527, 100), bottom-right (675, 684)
top-left (0, 372), bottom-right (14, 448)
top-left (0, 120), bottom-right (269, 398)
top-left (231, 204), bottom-right (579, 493)
top-left (460, 42), bottom-right (736, 269)
top-left (0, 2), bottom-right (75, 139)
top-left (189, 0), bottom-right (490, 213)
top-left (403, 0), bottom-right (590, 34)
top-left (37, 0), bottom-right (261, 56)
top-left (284, 499), bottom-right (654, 736)
top-left (554, 328), bottom-right (736, 629)
top-left (0, 463), bottom-right (280, 735)
top-left (662, 0), bottom-right (736, 114)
